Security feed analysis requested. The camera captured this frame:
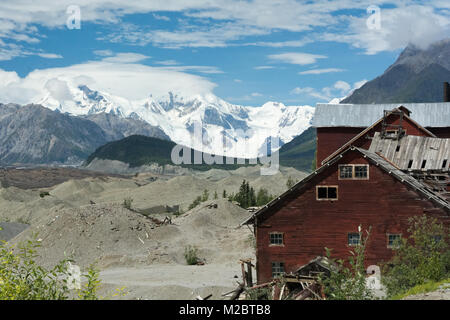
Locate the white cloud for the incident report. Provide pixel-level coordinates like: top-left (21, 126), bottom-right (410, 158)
top-left (0, 1), bottom-right (448, 55)
top-left (268, 52), bottom-right (327, 65)
top-left (101, 52), bottom-right (150, 63)
top-left (93, 49), bottom-right (113, 57)
top-left (291, 79), bottom-right (367, 102)
top-left (160, 65), bottom-right (223, 74)
top-left (234, 79), bottom-right (242, 83)
top-left (0, 61), bottom-right (216, 105)
top-left (299, 68), bottom-right (345, 75)
top-left (37, 53), bottom-right (63, 59)
top-left (152, 13), bottom-right (170, 21)
top-left (0, 1), bottom-right (448, 58)
top-left (324, 4), bottom-right (450, 54)
top-left (155, 60), bottom-right (179, 66)
top-left (254, 66), bottom-right (275, 70)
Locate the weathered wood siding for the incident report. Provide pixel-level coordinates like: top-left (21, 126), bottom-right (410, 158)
top-left (316, 114), bottom-right (433, 166)
top-left (316, 127), bottom-right (363, 166)
top-left (429, 127), bottom-right (450, 139)
top-left (256, 150), bottom-right (449, 284)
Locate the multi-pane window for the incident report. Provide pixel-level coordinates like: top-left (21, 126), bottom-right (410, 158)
top-left (271, 262), bottom-right (285, 278)
top-left (354, 166), bottom-right (368, 178)
top-left (339, 165), bottom-right (353, 179)
top-left (316, 186), bottom-right (338, 200)
top-left (269, 232), bottom-right (284, 246)
top-left (348, 233), bottom-right (360, 246)
top-left (339, 164), bottom-right (369, 180)
top-left (387, 234), bottom-right (401, 248)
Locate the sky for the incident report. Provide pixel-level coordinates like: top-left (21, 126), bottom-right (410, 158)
top-left (0, 0), bottom-right (449, 107)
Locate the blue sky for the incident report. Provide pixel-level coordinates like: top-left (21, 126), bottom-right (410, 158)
top-left (0, 1), bottom-right (449, 106)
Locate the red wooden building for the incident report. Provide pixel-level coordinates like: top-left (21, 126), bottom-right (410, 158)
top-left (243, 105), bottom-right (450, 284)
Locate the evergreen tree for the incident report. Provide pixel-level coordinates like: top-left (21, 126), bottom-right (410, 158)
top-left (222, 190), bottom-right (227, 198)
top-left (201, 189), bottom-right (209, 202)
top-left (214, 191), bottom-right (218, 199)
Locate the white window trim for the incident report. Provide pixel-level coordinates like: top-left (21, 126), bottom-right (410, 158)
top-left (338, 164), bottom-right (370, 180)
top-left (316, 185), bottom-right (338, 201)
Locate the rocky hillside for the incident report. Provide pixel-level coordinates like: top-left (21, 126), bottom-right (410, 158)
top-left (0, 103), bottom-right (168, 165)
top-left (342, 38), bottom-right (450, 104)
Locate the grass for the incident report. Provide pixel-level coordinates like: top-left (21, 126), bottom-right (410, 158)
top-left (390, 278), bottom-right (450, 300)
top-left (184, 245), bottom-right (199, 265)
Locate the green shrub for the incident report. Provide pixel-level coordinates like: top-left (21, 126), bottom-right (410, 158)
top-left (245, 287), bottom-right (272, 300)
top-left (318, 226), bottom-right (374, 300)
top-left (184, 245), bottom-right (199, 265)
top-left (39, 191), bottom-right (50, 198)
top-left (381, 215), bottom-right (449, 297)
top-left (122, 197), bottom-right (133, 210)
top-left (0, 235), bottom-right (102, 300)
top-left (188, 196), bottom-right (202, 210)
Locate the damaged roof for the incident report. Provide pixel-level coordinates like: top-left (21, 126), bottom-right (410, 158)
top-left (313, 103), bottom-right (450, 128)
top-left (241, 147), bottom-right (450, 225)
top-left (369, 132), bottom-right (450, 171)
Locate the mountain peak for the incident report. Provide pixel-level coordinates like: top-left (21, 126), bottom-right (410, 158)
top-left (342, 38), bottom-right (450, 104)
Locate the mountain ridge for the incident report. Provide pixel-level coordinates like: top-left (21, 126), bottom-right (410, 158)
top-left (342, 38), bottom-right (450, 104)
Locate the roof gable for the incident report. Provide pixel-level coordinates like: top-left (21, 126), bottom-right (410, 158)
top-left (320, 108), bottom-right (436, 165)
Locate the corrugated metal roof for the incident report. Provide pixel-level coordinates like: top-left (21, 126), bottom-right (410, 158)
top-left (369, 132), bottom-right (450, 171)
top-left (312, 103), bottom-right (450, 128)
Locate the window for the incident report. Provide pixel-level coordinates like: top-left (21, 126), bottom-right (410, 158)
top-left (348, 233), bottom-right (360, 246)
top-left (271, 262), bottom-right (285, 278)
top-left (407, 160), bottom-right (413, 169)
top-left (388, 234), bottom-right (401, 248)
top-left (316, 186), bottom-right (338, 200)
top-left (339, 165), bottom-right (353, 179)
top-left (396, 145), bottom-right (400, 152)
top-left (421, 160), bottom-right (427, 169)
top-left (339, 164), bottom-right (369, 180)
top-left (355, 165), bottom-right (368, 179)
top-left (269, 232), bottom-right (284, 246)
top-left (442, 159), bottom-right (448, 169)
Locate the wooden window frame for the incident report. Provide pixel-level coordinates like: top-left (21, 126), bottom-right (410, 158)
top-left (271, 261), bottom-right (285, 278)
top-left (347, 232), bottom-right (361, 246)
top-left (269, 232), bottom-right (284, 247)
top-left (338, 164), bottom-right (369, 180)
top-left (316, 185), bottom-right (338, 201)
top-left (387, 233), bottom-right (402, 249)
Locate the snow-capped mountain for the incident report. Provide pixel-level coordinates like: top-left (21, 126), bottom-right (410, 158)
top-left (37, 83), bottom-right (314, 158)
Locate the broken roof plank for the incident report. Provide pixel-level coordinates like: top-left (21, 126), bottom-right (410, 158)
top-left (369, 132), bottom-right (450, 171)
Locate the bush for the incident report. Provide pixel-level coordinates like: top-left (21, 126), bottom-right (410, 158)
top-left (122, 197), bottom-right (133, 210)
top-left (381, 215), bottom-right (449, 297)
top-left (188, 196), bottom-right (202, 210)
top-left (245, 287), bottom-right (272, 300)
top-left (184, 245), bottom-right (199, 265)
top-left (39, 191), bottom-right (50, 198)
top-left (0, 235), bottom-right (101, 300)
